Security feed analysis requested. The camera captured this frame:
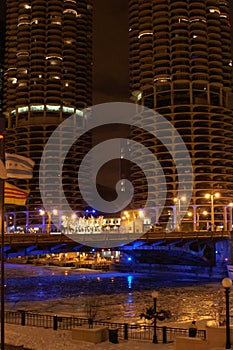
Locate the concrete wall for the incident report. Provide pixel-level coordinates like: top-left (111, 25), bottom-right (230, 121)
top-left (175, 326), bottom-right (233, 350)
top-left (72, 326), bottom-right (108, 344)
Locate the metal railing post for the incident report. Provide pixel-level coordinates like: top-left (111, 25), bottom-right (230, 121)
top-left (21, 310), bottom-right (25, 326)
top-left (162, 326), bottom-right (167, 343)
top-left (53, 315), bottom-right (58, 330)
top-left (124, 323), bottom-right (128, 340)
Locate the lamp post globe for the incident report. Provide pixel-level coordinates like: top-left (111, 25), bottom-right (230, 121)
top-left (222, 278), bottom-right (232, 289)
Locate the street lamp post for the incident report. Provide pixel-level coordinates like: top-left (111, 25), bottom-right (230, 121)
top-left (196, 209), bottom-right (208, 231)
top-left (152, 290), bottom-right (158, 343)
top-left (222, 277), bottom-right (232, 349)
top-left (228, 203), bottom-right (233, 231)
top-left (39, 208), bottom-right (58, 234)
top-left (204, 193), bottom-right (220, 231)
top-left (173, 196), bottom-right (186, 231)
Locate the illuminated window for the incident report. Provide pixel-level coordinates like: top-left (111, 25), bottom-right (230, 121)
top-left (51, 21), bottom-right (61, 25)
top-left (18, 15), bottom-right (30, 26)
top-left (46, 55), bottom-right (63, 61)
top-left (154, 76), bottom-right (171, 83)
top-left (63, 106), bottom-right (74, 113)
top-left (190, 18), bottom-right (206, 23)
top-left (209, 9), bottom-right (220, 14)
top-left (9, 78), bottom-right (17, 84)
top-left (18, 68), bottom-right (27, 74)
top-left (47, 105), bottom-right (60, 112)
top-left (16, 51), bottom-right (29, 57)
top-left (31, 19), bottom-right (39, 25)
top-left (178, 18), bottom-right (188, 22)
top-left (50, 60), bottom-right (59, 65)
top-left (30, 105), bottom-right (44, 112)
top-left (76, 109), bottom-right (83, 117)
top-left (5, 67), bottom-right (17, 74)
top-left (63, 9), bottom-right (79, 17)
top-left (51, 16), bottom-right (62, 25)
top-left (138, 31), bottom-right (153, 39)
top-left (18, 106), bottom-right (29, 113)
top-left (24, 4), bottom-right (31, 9)
top-left (18, 20), bottom-right (30, 26)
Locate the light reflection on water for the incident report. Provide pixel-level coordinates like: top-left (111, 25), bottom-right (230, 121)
top-left (3, 263), bottom-right (229, 323)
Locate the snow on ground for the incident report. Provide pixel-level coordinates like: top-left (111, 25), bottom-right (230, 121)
top-left (5, 323), bottom-right (174, 350)
top-left (4, 323), bottom-right (228, 350)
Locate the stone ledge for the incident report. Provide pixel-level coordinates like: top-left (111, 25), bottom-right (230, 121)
top-left (72, 326), bottom-right (108, 344)
top-left (175, 336), bottom-right (207, 350)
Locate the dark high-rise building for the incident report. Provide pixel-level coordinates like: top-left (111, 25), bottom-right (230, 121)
top-left (3, 0), bottom-right (93, 229)
top-left (129, 0), bottom-right (233, 229)
top-left (0, 1), bottom-right (6, 118)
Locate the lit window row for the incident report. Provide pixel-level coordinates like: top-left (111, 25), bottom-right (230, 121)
top-left (5, 68), bottom-right (27, 76)
top-left (10, 105), bottom-right (84, 115)
top-left (18, 10), bottom-right (81, 27)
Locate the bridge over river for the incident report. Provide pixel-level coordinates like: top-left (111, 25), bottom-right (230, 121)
top-left (1, 230), bottom-right (232, 267)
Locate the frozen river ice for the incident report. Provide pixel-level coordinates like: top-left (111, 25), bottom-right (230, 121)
top-left (3, 263), bottom-right (229, 325)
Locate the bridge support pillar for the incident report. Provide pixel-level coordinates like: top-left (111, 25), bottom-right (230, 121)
top-left (215, 238), bottom-right (232, 265)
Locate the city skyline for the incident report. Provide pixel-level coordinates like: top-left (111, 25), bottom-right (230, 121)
top-left (1, 1), bottom-right (233, 232)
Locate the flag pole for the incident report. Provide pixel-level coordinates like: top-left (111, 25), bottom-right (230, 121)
top-left (0, 134), bottom-right (5, 350)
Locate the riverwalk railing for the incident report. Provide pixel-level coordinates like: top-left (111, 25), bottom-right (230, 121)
top-left (4, 310), bottom-right (206, 343)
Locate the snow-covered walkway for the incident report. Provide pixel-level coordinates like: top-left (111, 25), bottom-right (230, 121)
top-left (4, 323), bottom-right (229, 350)
top-left (5, 323), bottom-right (174, 350)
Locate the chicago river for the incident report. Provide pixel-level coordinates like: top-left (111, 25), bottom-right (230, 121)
top-left (3, 263), bottom-right (229, 325)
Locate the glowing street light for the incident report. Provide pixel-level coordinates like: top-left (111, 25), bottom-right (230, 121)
top-left (138, 210), bottom-right (144, 218)
top-left (39, 208), bottom-right (58, 234)
top-left (204, 192), bottom-right (220, 231)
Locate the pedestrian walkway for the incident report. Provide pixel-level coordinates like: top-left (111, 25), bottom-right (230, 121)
top-left (5, 323), bottom-right (174, 350)
top-left (5, 323), bottom-right (229, 350)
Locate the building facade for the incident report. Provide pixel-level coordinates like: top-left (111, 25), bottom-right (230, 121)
top-left (129, 0), bottom-right (233, 230)
top-left (0, 1), bottom-right (5, 119)
top-left (3, 0), bottom-right (93, 231)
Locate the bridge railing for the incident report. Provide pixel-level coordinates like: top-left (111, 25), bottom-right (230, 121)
top-left (4, 310), bottom-right (206, 343)
top-left (1, 230), bottom-right (231, 246)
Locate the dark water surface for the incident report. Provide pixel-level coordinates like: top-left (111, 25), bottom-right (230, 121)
top-left (3, 264), bottom-right (227, 323)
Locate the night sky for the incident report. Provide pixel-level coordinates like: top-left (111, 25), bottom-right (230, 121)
top-left (93, 0), bottom-right (129, 104)
top-left (93, 1), bottom-right (233, 104)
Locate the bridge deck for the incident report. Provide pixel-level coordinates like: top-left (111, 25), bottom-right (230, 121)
top-left (0, 231), bottom-right (230, 246)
